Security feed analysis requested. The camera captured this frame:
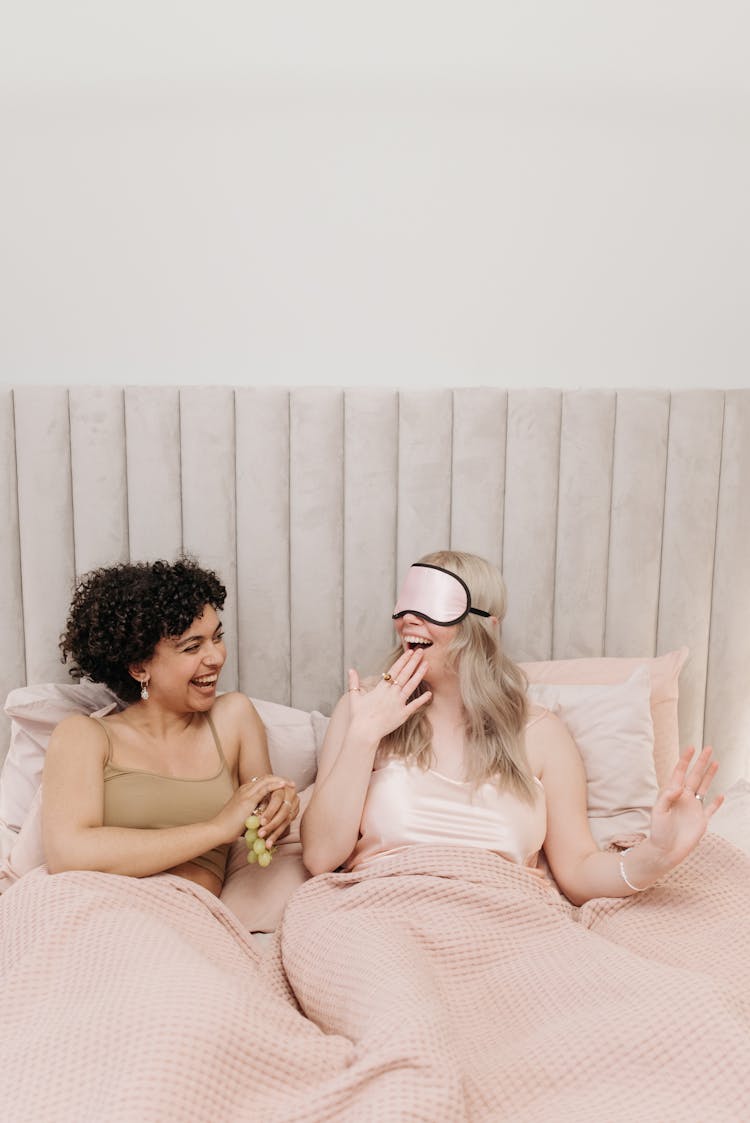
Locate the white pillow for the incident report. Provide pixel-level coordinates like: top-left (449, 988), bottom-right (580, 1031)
top-left (249, 697), bottom-right (319, 790)
top-left (0, 785), bottom-right (45, 892)
top-left (528, 666), bottom-right (659, 848)
top-left (1, 682), bottom-right (122, 834)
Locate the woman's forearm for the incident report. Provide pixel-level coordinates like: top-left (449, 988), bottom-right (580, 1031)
top-left (301, 724), bottom-right (381, 874)
top-left (45, 818), bottom-right (229, 878)
top-left (561, 839), bottom-right (674, 906)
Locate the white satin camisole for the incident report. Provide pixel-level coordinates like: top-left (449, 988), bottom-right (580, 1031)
top-left (346, 758), bottom-right (547, 872)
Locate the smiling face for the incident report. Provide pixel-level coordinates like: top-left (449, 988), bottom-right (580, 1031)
top-left (137, 604), bottom-right (226, 711)
top-left (394, 612), bottom-right (459, 684)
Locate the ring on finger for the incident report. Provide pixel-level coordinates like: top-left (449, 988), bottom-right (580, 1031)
top-left (382, 672), bottom-right (393, 683)
top-left (695, 793), bottom-right (705, 803)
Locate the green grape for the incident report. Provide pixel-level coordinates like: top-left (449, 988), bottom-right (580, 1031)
top-left (244, 809), bottom-right (273, 867)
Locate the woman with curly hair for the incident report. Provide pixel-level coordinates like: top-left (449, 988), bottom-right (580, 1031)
top-left (42, 556), bottom-right (299, 896)
top-left (302, 549), bottom-right (721, 900)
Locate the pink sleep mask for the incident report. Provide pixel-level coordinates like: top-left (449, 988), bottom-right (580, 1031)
top-left (392, 563), bottom-right (491, 627)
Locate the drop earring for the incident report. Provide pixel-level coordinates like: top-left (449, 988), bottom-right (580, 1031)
top-left (140, 677), bottom-right (150, 701)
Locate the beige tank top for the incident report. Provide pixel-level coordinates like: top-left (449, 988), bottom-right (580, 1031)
top-left (94, 712), bottom-right (236, 880)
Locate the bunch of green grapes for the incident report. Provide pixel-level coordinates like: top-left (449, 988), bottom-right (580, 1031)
top-left (244, 813), bottom-right (273, 867)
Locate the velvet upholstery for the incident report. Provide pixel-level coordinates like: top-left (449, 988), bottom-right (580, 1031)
top-left (1, 386), bottom-right (748, 793)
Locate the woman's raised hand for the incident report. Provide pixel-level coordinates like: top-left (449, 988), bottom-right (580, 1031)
top-left (346, 647), bottom-right (432, 741)
top-left (647, 746), bottom-right (724, 868)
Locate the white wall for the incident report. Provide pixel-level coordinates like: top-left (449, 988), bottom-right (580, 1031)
top-left (2, 2), bottom-right (748, 390)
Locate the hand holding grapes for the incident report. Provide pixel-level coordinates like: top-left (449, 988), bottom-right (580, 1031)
top-left (244, 782), bottom-right (300, 867)
top-left (214, 775), bottom-right (287, 844)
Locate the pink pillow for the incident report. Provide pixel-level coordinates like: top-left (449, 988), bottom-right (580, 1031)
top-left (521, 648), bottom-right (688, 789)
top-left (219, 785), bottom-right (314, 933)
top-left (527, 668), bottom-right (658, 848)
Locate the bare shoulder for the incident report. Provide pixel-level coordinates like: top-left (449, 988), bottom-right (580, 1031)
top-left (49, 711), bottom-right (109, 744)
top-left (524, 706), bottom-right (578, 776)
top-left (45, 712), bottom-right (109, 764)
top-left (211, 690), bottom-right (260, 720)
top-left (210, 690), bottom-right (265, 740)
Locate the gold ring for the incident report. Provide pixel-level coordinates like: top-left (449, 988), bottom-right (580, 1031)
top-left (382, 672), bottom-right (393, 683)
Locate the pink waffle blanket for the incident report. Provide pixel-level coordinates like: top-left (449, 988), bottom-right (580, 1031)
top-left (1, 834), bottom-right (749, 1122)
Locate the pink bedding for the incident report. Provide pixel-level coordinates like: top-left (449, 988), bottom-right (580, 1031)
top-left (1, 835), bottom-right (749, 1122)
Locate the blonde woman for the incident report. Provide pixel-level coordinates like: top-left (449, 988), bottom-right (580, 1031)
top-left (301, 550), bottom-right (721, 904)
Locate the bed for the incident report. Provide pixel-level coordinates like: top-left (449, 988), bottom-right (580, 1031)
top-left (1, 385), bottom-right (749, 1122)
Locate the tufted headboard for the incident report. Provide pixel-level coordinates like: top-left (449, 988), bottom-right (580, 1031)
top-left (1, 386), bottom-right (748, 790)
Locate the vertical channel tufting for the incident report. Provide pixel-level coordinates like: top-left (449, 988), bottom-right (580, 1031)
top-left (502, 389), bottom-right (562, 662)
top-left (13, 388), bottom-right (76, 684)
top-left (343, 389), bottom-right (399, 679)
top-left (704, 390), bottom-right (750, 789)
top-left (604, 390), bottom-right (670, 656)
top-left (0, 390), bottom-right (25, 762)
top-left (554, 391), bottom-right (616, 658)
top-left (235, 388), bottom-right (291, 705)
top-left (657, 390), bottom-right (724, 754)
top-left (289, 389), bottom-right (344, 713)
top-left (451, 388), bottom-right (507, 567)
top-left (1, 385), bottom-right (750, 789)
top-left (396, 390), bottom-right (452, 580)
top-left (179, 388), bottom-right (238, 692)
top-left (124, 386), bottom-right (182, 562)
top-left (69, 386), bottom-right (129, 575)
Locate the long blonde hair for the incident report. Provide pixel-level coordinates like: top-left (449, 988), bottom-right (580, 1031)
top-left (380, 550), bottom-right (536, 802)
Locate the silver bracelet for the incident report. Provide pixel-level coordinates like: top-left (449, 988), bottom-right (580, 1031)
top-left (619, 848), bottom-right (646, 893)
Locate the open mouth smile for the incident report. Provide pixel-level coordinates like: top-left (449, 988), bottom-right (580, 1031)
top-left (403, 635), bottom-right (433, 652)
top-left (190, 675), bottom-right (218, 689)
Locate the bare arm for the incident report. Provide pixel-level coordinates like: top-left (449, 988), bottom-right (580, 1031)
top-left (534, 713), bottom-right (723, 905)
top-left (301, 650), bottom-right (432, 875)
top-left (231, 691), bottom-right (299, 846)
top-left (300, 691), bottom-right (382, 875)
top-left (42, 712), bottom-right (284, 877)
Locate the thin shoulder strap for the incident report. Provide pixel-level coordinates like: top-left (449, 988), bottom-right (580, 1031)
top-left (204, 711), bottom-right (228, 768)
top-left (89, 714), bottom-right (114, 767)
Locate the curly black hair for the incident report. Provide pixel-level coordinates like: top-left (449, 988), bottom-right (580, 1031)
top-left (60, 556), bottom-right (227, 703)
